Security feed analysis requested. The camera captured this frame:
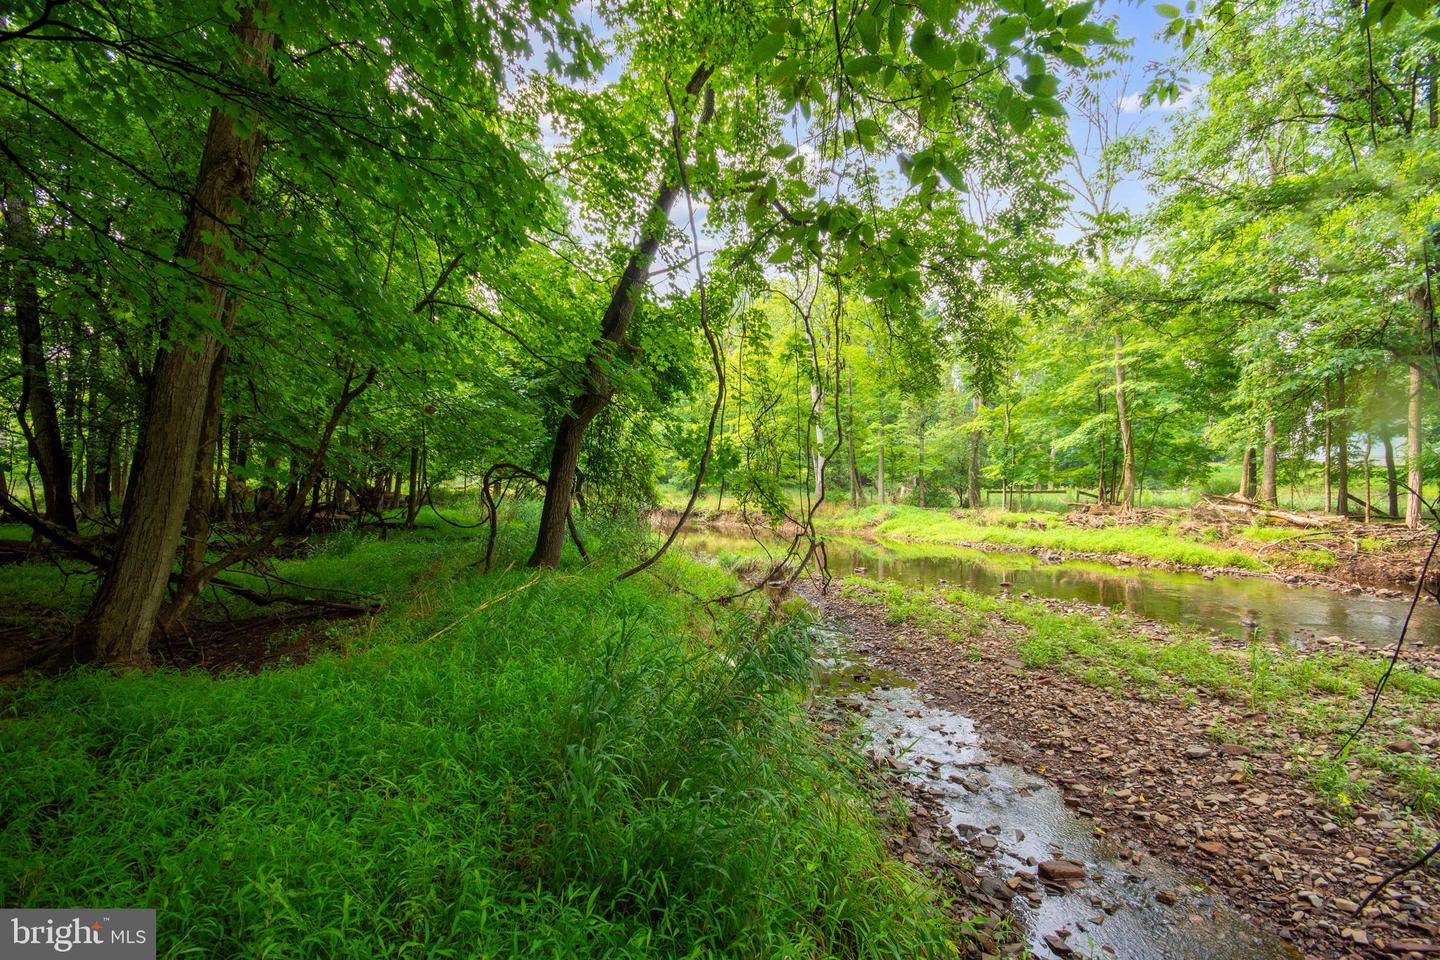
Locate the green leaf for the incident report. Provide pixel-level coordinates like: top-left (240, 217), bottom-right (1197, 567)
top-left (984, 15), bottom-right (1027, 50)
top-left (1032, 95), bottom-right (1066, 117)
top-left (1007, 98), bottom-right (1032, 132)
top-left (1059, 0), bottom-right (1095, 27)
top-left (751, 32), bottom-right (786, 65)
top-left (887, 4), bottom-right (907, 53)
top-left (770, 243), bottom-right (795, 264)
top-left (1155, 2), bottom-right (1180, 16)
top-left (911, 24), bottom-right (956, 70)
top-left (844, 54), bottom-right (885, 78)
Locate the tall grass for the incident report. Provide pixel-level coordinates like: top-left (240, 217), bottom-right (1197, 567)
top-left (0, 523), bottom-right (957, 958)
top-left (823, 504), bottom-right (1266, 570)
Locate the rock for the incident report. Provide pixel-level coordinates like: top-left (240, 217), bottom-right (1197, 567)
top-left (1385, 740), bottom-right (1419, 754)
top-left (980, 876), bottom-right (1014, 901)
top-left (1156, 889), bottom-right (1180, 905)
top-left (1043, 932), bottom-right (1072, 955)
top-left (1216, 743), bottom-right (1251, 757)
top-left (1038, 859), bottom-right (1088, 882)
top-left (1184, 745), bottom-right (1213, 759)
top-left (978, 835), bottom-right (998, 851)
top-left (1197, 841), bottom-right (1229, 857)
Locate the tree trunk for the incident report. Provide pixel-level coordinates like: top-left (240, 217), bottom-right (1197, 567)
top-left (78, 7), bottom-right (275, 666)
top-left (1334, 371), bottom-right (1349, 516)
top-left (1382, 433), bottom-right (1398, 519)
top-left (530, 66), bottom-right (714, 567)
top-left (869, 397), bottom-right (881, 506)
top-left (1408, 363), bottom-right (1424, 528)
top-left (181, 350), bottom-right (226, 577)
top-left (1261, 418), bottom-right (1278, 505)
top-left (1323, 380), bottom-right (1332, 512)
top-left (847, 368), bottom-right (861, 507)
top-left (967, 398), bottom-right (983, 510)
top-left (406, 446), bottom-right (420, 526)
top-left (80, 320), bottom-right (102, 513)
top-left (916, 418), bottom-right (926, 508)
top-left (1113, 333), bottom-right (1135, 510)
top-left (4, 182), bottom-right (76, 530)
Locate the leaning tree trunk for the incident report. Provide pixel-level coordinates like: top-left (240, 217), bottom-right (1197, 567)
top-left (1113, 334), bottom-right (1135, 510)
top-left (5, 184), bottom-right (76, 530)
top-left (529, 66), bottom-right (714, 567)
top-left (1408, 363), bottom-right (1424, 528)
top-left (78, 7), bottom-right (275, 666)
top-left (1261, 419), bottom-right (1278, 505)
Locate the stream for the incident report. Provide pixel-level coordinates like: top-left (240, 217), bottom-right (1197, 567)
top-left (677, 530), bottom-right (1438, 958)
top-left (679, 529), bottom-right (1440, 651)
top-left (815, 632), bottom-right (1300, 960)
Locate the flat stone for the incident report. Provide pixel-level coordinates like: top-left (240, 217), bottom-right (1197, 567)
top-left (1038, 859), bottom-right (1088, 882)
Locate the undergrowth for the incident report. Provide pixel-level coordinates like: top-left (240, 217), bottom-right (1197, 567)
top-left (0, 520), bottom-right (961, 959)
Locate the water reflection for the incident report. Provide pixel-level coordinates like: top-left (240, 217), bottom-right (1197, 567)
top-left (680, 531), bottom-right (1439, 650)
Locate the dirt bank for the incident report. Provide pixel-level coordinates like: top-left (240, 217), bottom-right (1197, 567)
top-left (800, 579), bottom-right (1439, 960)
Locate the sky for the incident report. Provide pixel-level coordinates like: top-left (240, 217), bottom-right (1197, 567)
top-left (531, 0), bottom-right (1204, 277)
top-left (1066, 0), bottom-right (1205, 238)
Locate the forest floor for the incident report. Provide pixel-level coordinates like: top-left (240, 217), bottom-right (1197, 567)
top-left (659, 501), bottom-right (1436, 597)
top-left (800, 575), bottom-right (1440, 959)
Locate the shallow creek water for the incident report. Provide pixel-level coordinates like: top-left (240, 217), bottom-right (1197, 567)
top-left (680, 529), bottom-right (1440, 650)
top-left (679, 531), bottom-right (1429, 957)
top-left (814, 631), bottom-right (1300, 960)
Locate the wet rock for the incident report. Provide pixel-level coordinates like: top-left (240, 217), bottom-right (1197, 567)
top-left (1038, 859), bottom-right (1088, 881)
top-left (1043, 932), bottom-right (1073, 955)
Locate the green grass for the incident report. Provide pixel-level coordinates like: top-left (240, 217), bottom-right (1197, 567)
top-left (0, 520), bottom-right (962, 959)
top-left (822, 504), bottom-right (1267, 571)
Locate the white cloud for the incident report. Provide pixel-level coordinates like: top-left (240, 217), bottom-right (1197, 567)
top-left (1116, 86), bottom-right (1200, 114)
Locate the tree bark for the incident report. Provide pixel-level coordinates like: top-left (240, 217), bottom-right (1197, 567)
top-left (847, 367), bottom-right (861, 507)
top-left (406, 445), bottom-right (420, 526)
top-left (4, 183), bottom-right (76, 530)
top-left (1408, 363), bottom-right (1424, 528)
top-left (966, 398), bottom-right (982, 510)
top-left (1261, 418), bottom-right (1278, 505)
top-left (1334, 371), bottom-right (1349, 516)
top-left (876, 418), bottom-right (886, 504)
top-left (1323, 380), bottom-right (1332, 512)
top-left (1113, 333), bottom-right (1135, 510)
top-left (1382, 433), bottom-right (1398, 519)
top-left (181, 349), bottom-right (226, 577)
top-left (77, 6), bottom-right (275, 666)
top-left (916, 417), bottom-right (926, 508)
top-left (528, 66), bottom-right (714, 567)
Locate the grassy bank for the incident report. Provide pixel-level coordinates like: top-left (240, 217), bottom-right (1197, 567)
top-left (0, 519), bottom-right (959, 958)
top-left (821, 504), bottom-right (1267, 571)
top-left (843, 578), bottom-right (1440, 820)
